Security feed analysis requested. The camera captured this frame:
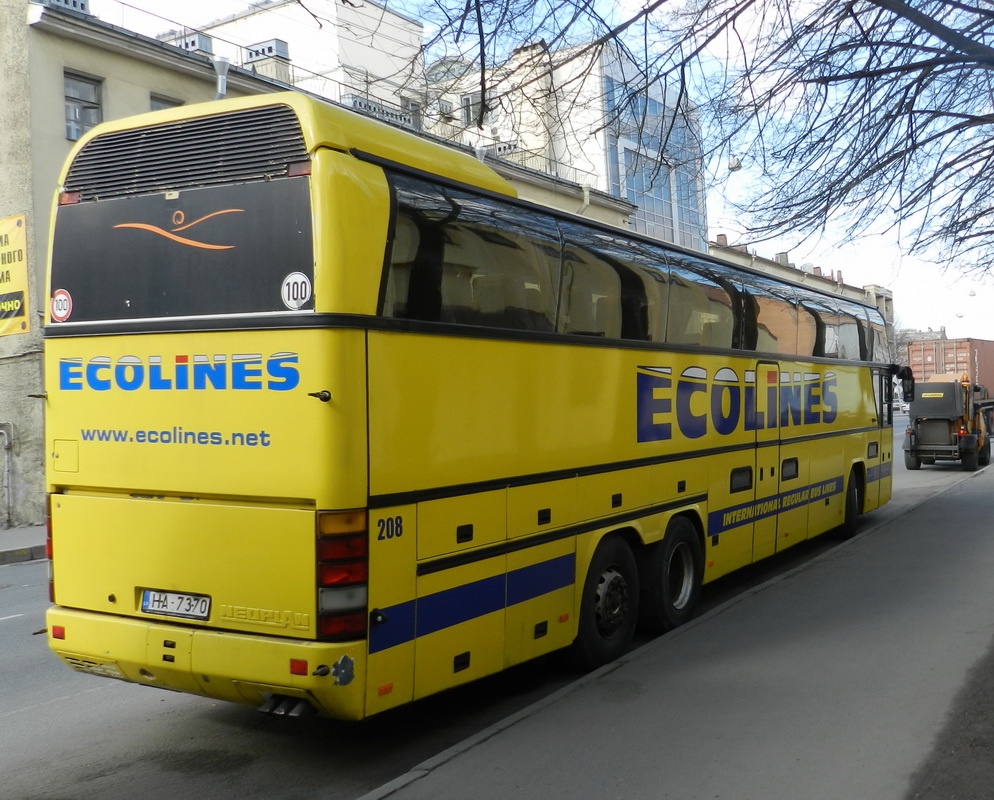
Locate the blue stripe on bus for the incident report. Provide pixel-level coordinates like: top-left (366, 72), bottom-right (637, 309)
top-left (368, 552), bottom-right (576, 655)
top-left (867, 461), bottom-right (892, 483)
top-left (368, 600), bottom-right (416, 654)
top-left (417, 575), bottom-right (506, 637)
top-left (507, 554), bottom-right (574, 605)
top-left (707, 475), bottom-right (844, 536)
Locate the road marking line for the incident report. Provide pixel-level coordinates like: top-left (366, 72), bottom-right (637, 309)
top-left (0, 614), bottom-right (24, 621)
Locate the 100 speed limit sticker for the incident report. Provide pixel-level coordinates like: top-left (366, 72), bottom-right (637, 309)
top-left (281, 272), bottom-right (312, 310)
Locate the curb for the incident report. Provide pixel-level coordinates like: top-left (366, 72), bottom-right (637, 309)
top-left (0, 544), bottom-right (46, 566)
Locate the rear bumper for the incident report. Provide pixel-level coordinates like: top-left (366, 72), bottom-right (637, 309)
top-left (904, 433), bottom-right (961, 460)
top-left (46, 606), bottom-right (367, 719)
top-left (908, 445), bottom-right (960, 459)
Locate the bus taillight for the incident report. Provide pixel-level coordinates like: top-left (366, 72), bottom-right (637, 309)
top-left (316, 510), bottom-right (368, 640)
top-left (46, 495), bottom-right (55, 603)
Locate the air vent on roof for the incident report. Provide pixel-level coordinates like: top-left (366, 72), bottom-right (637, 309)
top-left (246, 40), bottom-right (291, 84)
top-left (167, 32), bottom-right (214, 55)
top-left (63, 104), bottom-right (308, 201)
top-left (46, 0), bottom-right (91, 14)
top-left (246, 39), bottom-right (290, 63)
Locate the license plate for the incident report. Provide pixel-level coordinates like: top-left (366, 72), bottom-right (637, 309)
top-left (141, 589), bottom-right (211, 621)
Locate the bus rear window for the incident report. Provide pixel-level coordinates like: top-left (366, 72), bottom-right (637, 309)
top-left (49, 178), bottom-right (314, 323)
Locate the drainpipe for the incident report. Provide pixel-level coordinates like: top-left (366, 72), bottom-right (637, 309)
top-left (0, 423), bottom-right (13, 528)
top-left (576, 184), bottom-right (590, 216)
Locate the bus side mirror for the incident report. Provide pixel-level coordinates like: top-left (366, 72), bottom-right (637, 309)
top-left (895, 366), bottom-right (914, 402)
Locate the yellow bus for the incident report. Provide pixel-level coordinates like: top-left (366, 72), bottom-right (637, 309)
top-left (44, 92), bottom-right (900, 720)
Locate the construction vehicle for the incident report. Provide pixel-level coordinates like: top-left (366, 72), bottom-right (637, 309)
top-left (903, 374), bottom-right (994, 471)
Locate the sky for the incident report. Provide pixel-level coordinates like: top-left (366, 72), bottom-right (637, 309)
top-left (87, 0), bottom-right (251, 35)
top-left (86, 0), bottom-right (994, 342)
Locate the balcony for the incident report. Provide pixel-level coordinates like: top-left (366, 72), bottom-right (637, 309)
top-left (498, 148), bottom-right (596, 185)
top-left (341, 94), bottom-right (421, 131)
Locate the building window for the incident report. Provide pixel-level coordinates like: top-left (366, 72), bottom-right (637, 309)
top-left (150, 95), bottom-right (182, 111)
top-left (674, 165), bottom-right (706, 252)
top-left (400, 97), bottom-right (422, 131)
top-left (607, 134), bottom-right (621, 197)
top-left (65, 73), bottom-right (101, 141)
top-left (625, 149), bottom-right (676, 244)
top-left (461, 92), bottom-right (483, 127)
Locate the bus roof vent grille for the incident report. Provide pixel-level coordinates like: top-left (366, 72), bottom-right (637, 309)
top-left (64, 104), bottom-right (308, 200)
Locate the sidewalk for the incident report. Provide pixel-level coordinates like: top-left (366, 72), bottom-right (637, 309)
top-left (360, 467), bottom-right (994, 800)
top-left (0, 523), bottom-right (46, 566)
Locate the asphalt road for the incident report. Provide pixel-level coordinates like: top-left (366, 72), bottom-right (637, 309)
top-left (1, 559), bottom-right (587, 800)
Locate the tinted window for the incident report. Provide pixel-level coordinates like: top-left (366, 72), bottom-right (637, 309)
top-left (837, 300), bottom-right (869, 360)
top-left (741, 274), bottom-right (799, 355)
top-left (559, 224), bottom-right (669, 340)
top-left (799, 296), bottom-right (840, 357)
top-left (384, 175), bottom-right (561, 332)
top-left (381, 173), bottom-right (889, 361)
top-left (49, 178), bottom-right (314, 322)
top-left (869, 311), bottom-right (890, 362)
top-left (666, 254), bottom-right (737, 348)
top-left (559, 244), bottom-right (623, 337)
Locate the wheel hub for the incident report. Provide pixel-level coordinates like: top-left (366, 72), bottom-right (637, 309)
top-left (594, 566), bottom-right (630, 636)
top-left (667, 543), bottom-right (694, 610)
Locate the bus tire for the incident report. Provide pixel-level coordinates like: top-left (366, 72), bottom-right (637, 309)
top-left (904, 451), bottom-right (921, 470)
top-left (838, 469), bottom-right (863, 539)
top-left (639, 516), bottom-right (702, 634)
top-left (570, 536), bottom-right (639, 670)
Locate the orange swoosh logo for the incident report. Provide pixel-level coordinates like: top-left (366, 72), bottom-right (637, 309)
top-left (114, 209), bottom-right (244, 250)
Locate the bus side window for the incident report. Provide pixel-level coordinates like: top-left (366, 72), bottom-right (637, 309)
top-left (666, 256), bottom-right (735, 348)
top-left (869, 312), bottom-right (889, 362)
top-left (743, 277), bottom-right (799, 355)
top-left (800, 298), bottom-right (837, 357)
top-left (383, 175), bottom-right (560, 331)
top-left (797, 302), bottom-right (820, 357)
top-left (836, 300), bottom-right (868, 360)
top-left (382, 212), bottom-right (420, 318)
top-left (463, 223), bottom-right (560, 332)
top-left (821, 306), bottom-right (842, 358)
top-left (570, 229), bottom-right (668, 342)
top-left (640, 266), bottom-right (670, 342)
top-left (558, 249), bottom-right (622, 337)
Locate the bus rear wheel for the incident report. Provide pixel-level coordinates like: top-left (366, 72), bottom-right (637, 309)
top-left (639, 516), bottom-right (702, 634)
top-left (838, 469), bottom-right (863, 539)
top-left (570, 536), bottom-right (639, 670)
top-left (904, 451), bottom-right (921, 470)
